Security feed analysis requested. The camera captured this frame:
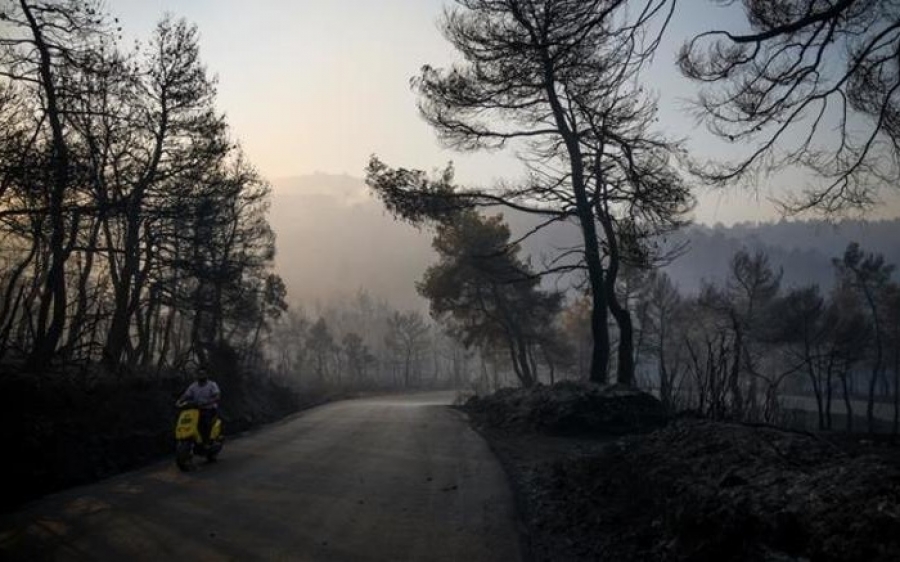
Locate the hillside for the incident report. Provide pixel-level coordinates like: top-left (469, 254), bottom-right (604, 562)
top-left (664, 220), bottom-right (900, 293)
top-left (268, 174), bottom-right (900, 306)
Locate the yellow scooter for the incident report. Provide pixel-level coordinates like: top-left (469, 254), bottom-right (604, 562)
top-left (174, 400), bottom-right (223, 471)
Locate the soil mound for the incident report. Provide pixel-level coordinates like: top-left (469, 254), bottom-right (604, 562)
top-left (464, 381), bottom-right (668, 435)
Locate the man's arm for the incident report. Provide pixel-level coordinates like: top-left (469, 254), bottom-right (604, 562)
top-left (179, 383), bottom-right (196, 404)
top-left (208, 382), bottom-right (221, 407)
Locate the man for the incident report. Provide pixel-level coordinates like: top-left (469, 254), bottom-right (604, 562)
top-left (178, 365), bottom-right (221, 444)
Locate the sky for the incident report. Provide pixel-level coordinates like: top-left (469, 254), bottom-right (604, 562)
top-left (110, 0), bottom-right (900, 226)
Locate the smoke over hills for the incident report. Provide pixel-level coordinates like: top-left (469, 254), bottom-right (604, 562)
top-left (269, 174), bottom-right (433, 311)
top-left (269, 174), bottom-right (900, 308)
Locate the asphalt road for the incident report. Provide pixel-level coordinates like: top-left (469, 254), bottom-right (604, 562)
top-left (0, 392), bottom-right (523, 562)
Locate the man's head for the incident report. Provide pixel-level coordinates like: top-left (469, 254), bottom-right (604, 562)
top-left (197, 365), bottom-right (209, 384)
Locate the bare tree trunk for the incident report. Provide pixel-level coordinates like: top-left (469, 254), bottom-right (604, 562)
top-left (841, 369), bottom-right (854, 432)
top-left (893, 346), bottom-right (899, 436)
top-left (65, 218), bottom-right (102, 360)
top-left (540, 343), bottom-right (556, 386)
top-left (0, 236), bottom-right (38, 360)
top-left (540, 51), bottom-right (609, 384)
top-left (812, 366), bottom-right (825, 430)
top-left (18, 239), bottom-right (49, 356)
top-left (859, 287), bottom-right (884, 433)
top-left (597, 207), bottom-right (634, 386)
top-left (156, 308), bottom-right (176, 375)
top-left (404, 349), bottom-right (411, 388)
top-left (825, 353), bottom-right (835, 430)
top-left (730, 321), bottom-right (745, 420)
top-left (658, 311), bottom-right (671, 408)
top-left (515, 335), bottom-right (535, 388)
top-left (22, 0), bottom-right (71, 370)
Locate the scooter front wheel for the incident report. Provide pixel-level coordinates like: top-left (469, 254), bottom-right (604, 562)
top-left (175, 440), bottom-right (194, 472)
top-left (206, 440), bottom-right (223, 463)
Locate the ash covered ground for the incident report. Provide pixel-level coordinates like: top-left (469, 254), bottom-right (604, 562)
top-left (463, 383), bottom-right (900, 562)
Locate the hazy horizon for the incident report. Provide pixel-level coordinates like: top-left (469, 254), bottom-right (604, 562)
top-left (269, 172), bottom-right (900, 310)
top-left (110, 0), bottom-right (900, 227)
top-left (101, 0), bottom-right (900, 311)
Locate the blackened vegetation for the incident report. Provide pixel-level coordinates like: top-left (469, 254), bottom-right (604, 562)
top-left (0, 2), bottom-right (285, 374)
top-left (0, 351), bottom-right (330, 511)
top-left (465, 384), bottom-right (900, 562)
top-left (465, 381), bottom-right (667, 435)
top-left (0, 2), bottom-right (296, 509)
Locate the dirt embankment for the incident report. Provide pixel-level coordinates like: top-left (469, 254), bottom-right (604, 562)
top-left (0, 368), bottom-right (329, 512)
top-left (463, 383), bottom-right (900, 562)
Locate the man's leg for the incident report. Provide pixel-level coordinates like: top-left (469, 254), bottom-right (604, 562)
top-left (199, 409), bottom-right (213, 444)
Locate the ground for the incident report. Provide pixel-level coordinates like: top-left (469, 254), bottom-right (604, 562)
top-left (462, 382), bottom-right (900, 562)
top-left (7, 374), bottom-right (900, 561)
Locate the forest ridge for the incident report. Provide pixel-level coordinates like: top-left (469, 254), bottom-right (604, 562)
top-left (269, 174), bottom-right (900, 307)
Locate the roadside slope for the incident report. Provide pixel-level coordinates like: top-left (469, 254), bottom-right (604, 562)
top-left (464, 383), bottom-right (900, 562)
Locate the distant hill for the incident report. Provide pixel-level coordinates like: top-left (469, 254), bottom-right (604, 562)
top-left (664, 220), bottom-right (900, 294)
top-left (268, 174), bottom-right (900, 307)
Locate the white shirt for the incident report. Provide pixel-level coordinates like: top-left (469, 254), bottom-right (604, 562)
top-left (181, 380), bottom-right (221, 409)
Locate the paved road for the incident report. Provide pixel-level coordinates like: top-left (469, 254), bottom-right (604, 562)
top-left (0, 392), bottom-right (522, 561)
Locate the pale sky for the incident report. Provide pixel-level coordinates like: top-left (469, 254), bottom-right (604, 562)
top-left (111, 1), bottom-right (900, 226)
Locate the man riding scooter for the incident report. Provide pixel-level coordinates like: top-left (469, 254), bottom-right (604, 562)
top-left (178, 365), bottom-right (221, 445)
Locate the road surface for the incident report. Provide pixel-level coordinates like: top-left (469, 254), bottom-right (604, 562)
top-left (0, 392), bottom-right (523, 561)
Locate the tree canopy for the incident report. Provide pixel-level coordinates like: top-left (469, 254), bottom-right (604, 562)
top-left (681, 0), bottom-right (900, 213)
top-left (368, 0), bottom-right (692, 385)
top-left (418, 210), bottom-right (564, 387)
